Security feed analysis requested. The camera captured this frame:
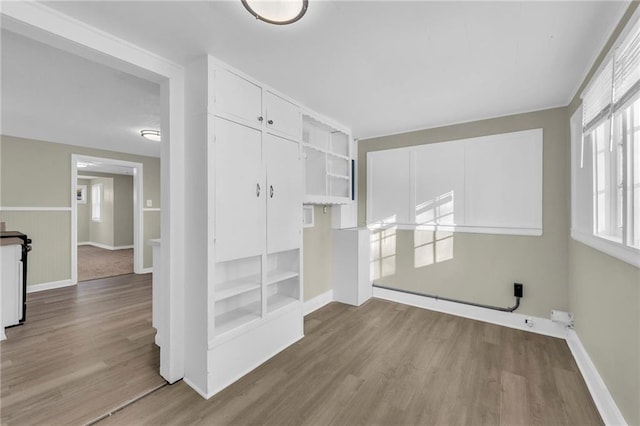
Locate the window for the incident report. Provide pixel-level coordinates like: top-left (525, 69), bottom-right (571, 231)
top-left (573, 15), bottom-right (640, 267)
top-left (91, 183), bottom-right (103, 222)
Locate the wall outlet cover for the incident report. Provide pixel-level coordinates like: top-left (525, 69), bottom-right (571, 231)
top-left (146, 200), bottom-right (152, 207)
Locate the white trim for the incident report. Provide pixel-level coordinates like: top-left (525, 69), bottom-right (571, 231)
top-left (0, 207), bottom-right (71, 212)
top-left (143, 208), bottom-right (161, 212)
top-left (566, 329), bottom-right (628, 426)
top-left (571, 229), bottom-right (640, 268)
top-left (26, 279), bottom-right (75, 293)
top-left (78, 242), bottom-right (134, 251)
top-left (373, 286), bottom-right (568, 339)
top-left (303, 290), bottom-right (334, 316)
top-left (142, 267), bottom-right (153, 274)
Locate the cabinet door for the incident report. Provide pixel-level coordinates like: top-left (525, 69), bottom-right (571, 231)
top-left (214, 117), bottom-right (265, 262)
top-left (265, 134), bottom-right (302, 253)
top-left (213, 68), bottom-right (263, 126)
top-left (265, 92), bottom-right (301, 140)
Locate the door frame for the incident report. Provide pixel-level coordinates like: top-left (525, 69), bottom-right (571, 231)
top-left (2, 2), bottom-right (186, 383)
top-left (71, 155), bottom-right (144, 283)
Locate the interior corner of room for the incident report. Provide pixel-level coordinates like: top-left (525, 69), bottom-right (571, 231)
top-left (1, 1), bottom-right (639, 425)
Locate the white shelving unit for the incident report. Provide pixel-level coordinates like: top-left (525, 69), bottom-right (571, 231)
top-left (302, 114), bottom-right (353, 204)
top-left (185, 56), bottom-right (305, 399)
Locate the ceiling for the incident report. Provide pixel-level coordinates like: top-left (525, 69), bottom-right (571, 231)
top-left (0, 1), bottom-right (630, 152)
top-left (1, 29), bottom-right (161, 157)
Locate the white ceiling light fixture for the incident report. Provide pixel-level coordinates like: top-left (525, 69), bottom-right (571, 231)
top-left (140, 129), bottom-right (161, 141)
top-left (241, 0), bottom-right (308, 25)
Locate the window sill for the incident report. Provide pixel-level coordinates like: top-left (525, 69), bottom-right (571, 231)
top-left (571, 229), bottom-right (640, 268)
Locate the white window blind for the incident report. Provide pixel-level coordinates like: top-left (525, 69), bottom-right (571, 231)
top-left (583, 59), bottom-right (613, 131)
top-left (614, 19), bottom-right (640, 109)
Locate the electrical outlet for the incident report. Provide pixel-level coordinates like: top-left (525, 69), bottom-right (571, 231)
top-left (146, 200), bottom-right (152, 207)
top-left (525, 317), bottom-right (534, 327)
top-left (514, 283), bottom-right (523, 298)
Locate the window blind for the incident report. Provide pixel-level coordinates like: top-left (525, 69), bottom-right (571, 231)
top-left (582, 59), bottom-right (613, 131)
top-left (614, 19), bottom-right (640, 110)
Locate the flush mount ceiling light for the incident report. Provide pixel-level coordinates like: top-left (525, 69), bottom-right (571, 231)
top-left (241, 0), bottom-right (308, 25)
top-left (140, 129), bottom-right (161, 142)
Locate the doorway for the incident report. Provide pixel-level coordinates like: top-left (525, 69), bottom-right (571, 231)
top-left (72, 155), bottom-right (144, 284)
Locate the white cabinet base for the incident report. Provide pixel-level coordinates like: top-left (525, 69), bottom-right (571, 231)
top-left (333, 229), bottom-right (371, 306)
top-left (205, 301), bottom-right (303, 398)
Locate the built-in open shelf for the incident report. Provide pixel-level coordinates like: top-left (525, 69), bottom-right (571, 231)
top-left (214, 301), bottom-right (261, 336)
top-left (302, 114), bottom-right (352, 204)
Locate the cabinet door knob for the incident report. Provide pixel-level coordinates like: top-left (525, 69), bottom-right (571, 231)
top-left (267, 119), bottom-right (274, 125)
top-left (256, 183), bottom-right (261, 197)
top-left (270, 185), bottom-right (274, 198)
top-left (258, 116), bottom-right (264, 122)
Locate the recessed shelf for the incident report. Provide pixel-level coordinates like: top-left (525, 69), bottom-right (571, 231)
top-left (215, 278), bottom-right (260, 301)
top-left (267, 294), bottom-right (298, 314)
top-left (214, 302), bottom-right (261, 336)
top-left (266, 269), bottom-right (299, 285)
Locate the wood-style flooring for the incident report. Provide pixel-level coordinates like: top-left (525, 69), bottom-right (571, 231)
top-left (0, 274), bottom-right (164, 425)
top-left (1, 274), bottom-right (602, 425)
top-left (77, 245), bottom-right (134, 282)
top-left (104, 299), bottom-right (602, 425)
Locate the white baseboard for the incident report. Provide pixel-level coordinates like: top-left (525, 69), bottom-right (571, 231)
top-left (78, 242), bottom-right (133, 250)
top-left (566, 329), bottom-right (627, 426)
top-left (182, 377), bottom-right (211, 399)
top-left (372, 287), bottom-right (568, 339)
top-left (303, 290), bottom-right (334, 316)
top-left (27, 279), bottom-right (75, 293)
top-left (141, 267), bottom-right (153, 274)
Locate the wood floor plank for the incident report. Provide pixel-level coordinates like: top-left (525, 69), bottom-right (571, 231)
top-left (0, 274), bottom-right (165, 425)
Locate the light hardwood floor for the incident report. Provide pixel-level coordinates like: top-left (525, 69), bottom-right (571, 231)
top-left (1, 276), bottom-right (602, 425)
top-left (104, 299), bottom-right (602, 425)
top-left (0, 274), bottom-right (164, 425)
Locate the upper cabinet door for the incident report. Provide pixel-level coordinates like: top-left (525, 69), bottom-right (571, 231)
top-left (214, 117), bottom-right (266, 262)
top-left (265, 134), bottom-right (302, 254)
top-left (213, 68), bottom-right (263, 126)
top-left (265, 91), bottom-right (301, 140)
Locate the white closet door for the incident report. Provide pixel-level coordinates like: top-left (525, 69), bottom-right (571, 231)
top-left (213, 68), bottom-right (263, 126)
top-left (367, 148), bottom-right (412, 225)
top-left (414, 141), bottom-right (465, 226)
top-left (214, 117), bottom-right (265, 262)
top-left (265, 92), bottom-right (301, 140)
top-left (265, 134), bottom-right (302, 253)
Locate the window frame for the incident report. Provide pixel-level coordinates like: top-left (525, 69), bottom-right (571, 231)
top-left (572, 12), bottom-right (640, 268)
top-left (91, 183), bottom-right (103, 223)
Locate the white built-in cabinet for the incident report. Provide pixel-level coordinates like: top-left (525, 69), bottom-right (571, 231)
top-left (185, 57), bottom-right (304, 398)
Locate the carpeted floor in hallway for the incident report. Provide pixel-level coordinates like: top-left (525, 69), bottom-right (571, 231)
top-left (78, 245), bottom-right (133, 282)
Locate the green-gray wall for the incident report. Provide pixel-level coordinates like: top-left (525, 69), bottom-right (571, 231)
top-left (78, 172), bottom-right (134, 248)
top-left (0, 135), bottom-right (161, 285)
top-left (303, 205), bottom-right (333, 301)
top-left (358, 107), bottom-right (569, 319)
top-left (566, 3), bottom-right (640, 425)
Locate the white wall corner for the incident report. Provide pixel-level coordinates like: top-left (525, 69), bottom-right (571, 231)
top-left (566, 329), bottom-right (628, 426)
top-left (303, 290), bottom-right (334, 316)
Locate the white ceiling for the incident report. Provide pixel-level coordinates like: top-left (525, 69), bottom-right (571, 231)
top-left (40, 0), bottom-right (629, 140)
top-left (1, 29), bottom-right (161, 157)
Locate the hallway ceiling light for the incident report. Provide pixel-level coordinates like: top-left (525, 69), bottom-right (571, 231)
top-left (140, 129), bottom-right (161, 141)
top-left (241, 0), bottom-right (308, 25)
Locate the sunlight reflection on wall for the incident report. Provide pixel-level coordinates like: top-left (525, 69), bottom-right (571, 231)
top-left (370, 215), bottom-right (397, 280)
